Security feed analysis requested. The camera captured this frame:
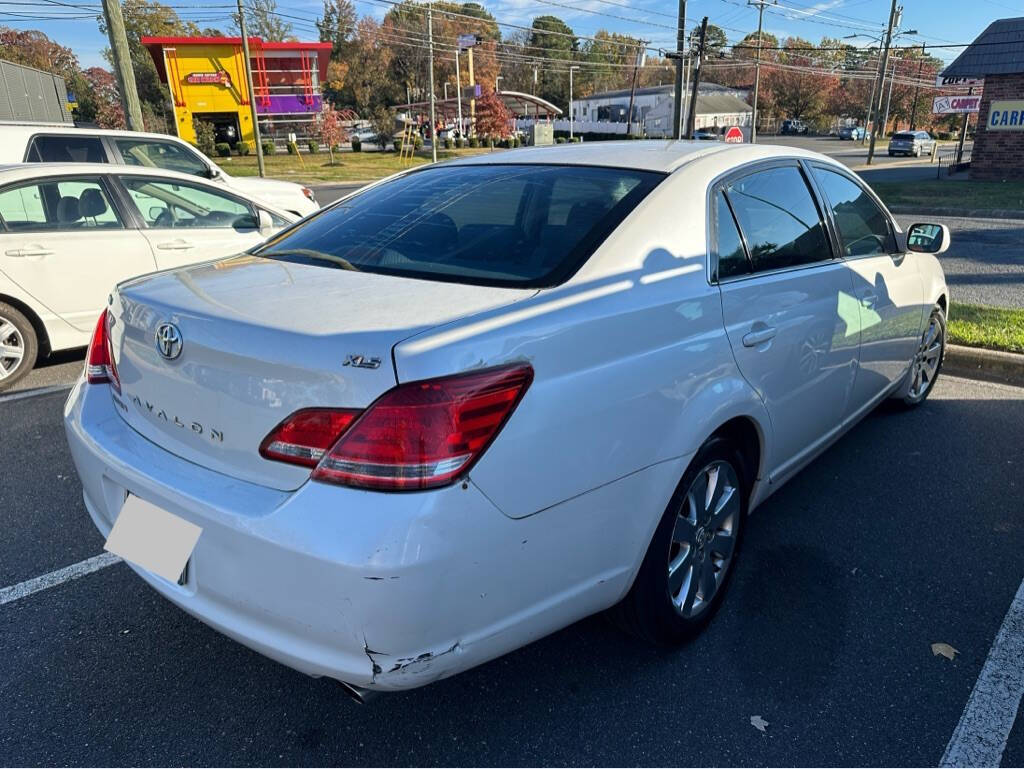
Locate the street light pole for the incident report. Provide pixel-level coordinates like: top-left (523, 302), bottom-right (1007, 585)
top-left (866, 0), bottom-right (900, 165)
top-left (101, 0), bottom-right (144, 130)
top-left (882, 56), bottom-right (896, 135)
top-left (747, 0), bottom-right (775, 144)
top-left (569, 65), bottom-right (579, 140)
top-left (455, 48), bottom-right (464, 137)
top-left (671, 0), bottom-right (686, 139)
top-left (427, 5), bottom-right (437, 163)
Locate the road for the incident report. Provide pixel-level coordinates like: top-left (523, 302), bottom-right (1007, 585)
top-left (2, 375), bottom-right (1022, 765)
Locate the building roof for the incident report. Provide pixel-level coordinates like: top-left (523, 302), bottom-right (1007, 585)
top-left (400, 90), bottom-right (563, 118)
top-left (941, 17), bottom-right (1024, 77)
top-left (141, 36), bottom-right (331, 82)
top-left (578, 81), bottom-right (745, 102)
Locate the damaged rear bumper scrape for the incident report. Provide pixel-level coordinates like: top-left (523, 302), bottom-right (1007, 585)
top-left (66, 378), bottom-right (691, 692)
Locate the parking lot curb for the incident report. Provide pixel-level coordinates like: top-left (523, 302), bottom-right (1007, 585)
top-left (888, 206), bottom-right (1024, 221)
top-left (944, 344), bottom-right (1024, 387)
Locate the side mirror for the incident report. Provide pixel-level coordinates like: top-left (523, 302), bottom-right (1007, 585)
top-left (906, 223), bottom-right (950, 254)
top-left (206, 166), bottom-right (222, 180)
top-left (257, 209), bottom-right (274, 235)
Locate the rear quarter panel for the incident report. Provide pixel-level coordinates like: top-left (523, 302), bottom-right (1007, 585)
top-left (393, 164), bottom-right (771, 520)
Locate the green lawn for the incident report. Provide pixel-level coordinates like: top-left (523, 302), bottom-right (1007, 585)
top-left (949, 303), bottom-right (1024, 354)
top-left (872, 180), bottom-right (1024, 212)
top-left (217, 147), bottom-right (498, 183)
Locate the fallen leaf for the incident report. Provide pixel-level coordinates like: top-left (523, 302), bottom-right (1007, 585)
top-left (750, 715), bottom-right (769, 732)
top-left (931, 642), bottom-right (958, 660)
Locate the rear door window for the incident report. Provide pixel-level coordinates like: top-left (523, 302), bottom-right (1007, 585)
top-left (723, 165), bottom-right (831, 273)
top-left (0, 178), bottom-right (123, 232)
top-left (114, 138), bottom-right (210, 177)
top-left (257, 164), bottom-right (664, 287)
top-left (26, 135), bottom-right (107, 163)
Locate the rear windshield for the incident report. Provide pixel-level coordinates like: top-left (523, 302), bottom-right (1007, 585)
top-left (893, 133), bottom-right (916, 141)
top-left (256, 163), bottom-right (664, 288)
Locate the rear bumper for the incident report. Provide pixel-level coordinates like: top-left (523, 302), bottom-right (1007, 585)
top-left (64, 380), bottom-right (684, 691)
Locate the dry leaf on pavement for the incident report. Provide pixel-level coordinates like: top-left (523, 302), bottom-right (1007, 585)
top-left (750, 715), bottom-right (769, 732)
top-left (931, 642), bottom-right (959, 660)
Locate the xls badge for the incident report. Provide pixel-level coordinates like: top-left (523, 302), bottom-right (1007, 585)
top-left (343, 354), bottom-right (382, 370)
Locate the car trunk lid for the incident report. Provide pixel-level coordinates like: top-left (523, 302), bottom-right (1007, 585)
top-left (108, 255), bottom-right (534, 491)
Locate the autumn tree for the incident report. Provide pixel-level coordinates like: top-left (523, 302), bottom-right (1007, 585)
top-left (528, 15), bottom-right (577, 108)
top-left (233, 0), bottom-right (294, 41)
top-left (475, 90), bottom-right (512, 139)
top-left (83, 67), bottom-right (126, 129)
top-left (317, 0), bottom-right (357, 58)
top-left (342, 18), bottom-right (399, 114)
top-left (317, 103), bottom-right (348, 164)
top-left (766, 37), bottom-right (840, 126)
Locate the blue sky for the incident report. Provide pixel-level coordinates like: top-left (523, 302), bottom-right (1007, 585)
top-left (11, 0), bottom-right (1023, 70)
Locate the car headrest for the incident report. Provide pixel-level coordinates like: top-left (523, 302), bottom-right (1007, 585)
top-left (79, 188), bottom-right (108, 219)
top-left (56, 196), bottom-right (81, 223)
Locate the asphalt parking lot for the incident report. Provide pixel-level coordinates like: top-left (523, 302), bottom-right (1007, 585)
top-left (1, 374), bottom-right (1022, 766)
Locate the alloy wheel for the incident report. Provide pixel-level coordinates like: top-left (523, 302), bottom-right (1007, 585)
top-left (909, 312), bottom-right (943, 400)
top-left (0, 315), bottom-right (25, 381)
top-left (667, 460), bottom-right (741, 619)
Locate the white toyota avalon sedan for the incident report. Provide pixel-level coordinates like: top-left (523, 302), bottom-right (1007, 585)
top-left (64, 141), bottom-right (950, 700)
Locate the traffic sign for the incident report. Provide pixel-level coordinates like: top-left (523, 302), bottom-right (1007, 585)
top-left (724, 126), bottom-right (744, 143)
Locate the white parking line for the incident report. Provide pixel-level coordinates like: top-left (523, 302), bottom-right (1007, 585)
top-left (940, 577), bottom-right (1024, 768)
top-left (0, 383), bottom-right (72, 404)
top-left (0, 553), bottom-right (121, 607)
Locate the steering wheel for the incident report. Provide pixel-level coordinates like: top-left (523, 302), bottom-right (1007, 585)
top-left (153, 207), bottom-right (175, 228)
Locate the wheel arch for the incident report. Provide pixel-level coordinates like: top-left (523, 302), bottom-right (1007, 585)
top-left (0, 292), bottom-right (50, 358)
top-left (710, 415), bottom-right (764, 498)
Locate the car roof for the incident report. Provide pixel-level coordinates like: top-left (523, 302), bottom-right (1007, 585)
top-left (0, 124), bottom-right (191, 143)
top-left (0, 162), bottom-right (207, 182)
top-left (438, 140), bottom-right (836, 175)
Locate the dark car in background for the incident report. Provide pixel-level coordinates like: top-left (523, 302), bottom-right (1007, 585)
top-left (889, 130), bottom-right (936, 157)
top-left (781, 119), bottom-right (809, 135)
top-left (838, 125), bottom-right (865, 140)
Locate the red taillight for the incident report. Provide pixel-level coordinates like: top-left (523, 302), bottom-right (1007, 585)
top-left (310, 364), bottom-right (533, 491)
top-left (259, 408), bottom-right (361, 467)
top-left (86, 310), bottom-right (119, 391)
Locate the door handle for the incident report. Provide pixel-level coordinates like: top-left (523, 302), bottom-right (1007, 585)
top-left (156, 240), bottom-right (194, 250)
top-left (742, 326), bottom-right (777, 347)
top-left (5, 245), bottom-right (54, 257)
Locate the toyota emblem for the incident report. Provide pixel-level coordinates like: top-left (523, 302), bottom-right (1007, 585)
top-left (155, 322), bottom-right (183, 360)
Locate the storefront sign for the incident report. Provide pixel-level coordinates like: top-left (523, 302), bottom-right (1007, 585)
top-left (986, 100), bottom-right (1024, 130)
top-left (934, 75), bottom-right (984, 88)
top-left (186, 71), bottom-right (231, 86)
top-left (932, 95), bottom-right (981, 114)
top-left (724, 126), bottom-right (744, 143)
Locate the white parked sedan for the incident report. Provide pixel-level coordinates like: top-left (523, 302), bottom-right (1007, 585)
top-left (64, 142), bottom-right (949, 701)
top-left (0, 125), bottom-right (320, 217)
top-left (0, 163), bottom-right (295, 387)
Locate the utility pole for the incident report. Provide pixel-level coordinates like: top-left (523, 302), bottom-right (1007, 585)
top-left (747, 0), bottom-right (775, 144)
top-left (427, 5), bottom-right (437, 163)
top-left (625, 42), bottom-right (645, 136)
top-left (881, 56), bottom-right (896, 135)
top-left (467, 46), bottom-right (476, 137)
top-left (671, 0), bottom-right (686, 139)
top-left (685, 17), bottom-right (708, 139)
top-left (569, 65), bottom-right (578, 140)
top-left (455, 48), bottom-right (464, 137)
top-left (866, 0), bottom-right (900, 165)
top-left (910, 43), bottom-right (925, 130)
top-left (101, 0), bottom-right (144, 130)
top-left (237, 0), bottom-right (265, 177)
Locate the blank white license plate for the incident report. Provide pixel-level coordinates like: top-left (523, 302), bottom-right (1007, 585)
top-left (104, 495), bottom-right (202, 583)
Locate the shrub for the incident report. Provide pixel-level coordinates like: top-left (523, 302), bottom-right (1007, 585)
top-left (193, 119), bottom-right (216, 156)
top-left (556, 137), bottom-right (566, 144)
top-left (570, 136), bottom-right (582, 143)
top-left (236, 140), bottom-right (251, 156)
top-left (469, 136), bottom-right (479, 148)
top-left (444, 137), bottom-right (453, 149)
top-left (456, 137), bottom-right (466, 148)
top-left (307, 139), bottom-right (319, 153)
top-left (262, 140), bottom-right (276, 155)
top-left (286, 141), bottom-right (299, 155)
top-left (351, 135), bottom-right (362, 152)
top-left (214, 142), bottom-right (231, 157)
top-left (394, 136), bottom-right (403, 152)
top-left (414, 135), bottom-right (424, 150)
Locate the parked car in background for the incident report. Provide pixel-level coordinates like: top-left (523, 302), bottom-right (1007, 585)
top-left (694, 129), bottom-right (720, 140)
top-left (889, 131), bottom-right (936, 157)
top-left (0, 125), bottom-right (319, 217)
top-left (0, 163), bottom-right (295, 388)
top-left (65, 141), bottom-right (950, 700)
top-left (838, 125), bottom-right (865, 140)
top-left (780, 119), bottom-right (809, 135)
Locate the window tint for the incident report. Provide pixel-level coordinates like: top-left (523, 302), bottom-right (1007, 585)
top-left (812, 167), bottom-right (895, 257)
top-left (115, 139), bottom-right (210, 177)
top-left (725, 166), bottom-right (830, 272)
top-left (893, 133), bottom-right (915, 141)
top-left (27, 135), bottom-right (106, 163)
top-left (258, 164), bottom-right (664, 287)
top-left (0, 178), bottom-right (122, 232)
top-left (123, 178), bottom-right (253, 229)
top-left (714, 189), bottom-right (749, 279)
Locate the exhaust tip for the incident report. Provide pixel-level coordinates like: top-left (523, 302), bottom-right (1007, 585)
top-left (336, 680), bottom-right (378, 705)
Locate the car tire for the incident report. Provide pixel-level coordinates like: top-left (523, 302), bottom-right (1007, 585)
top-left (610, 434), bottom-right (749, 645)
top-left (915, 146), bottom-right (922, 157)
top-left (897, 304), bottom-right (946, 408)
top-left (888, 151), bottom-right (894, 157)
top-left (0, 301), bottom-right (38, 390)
